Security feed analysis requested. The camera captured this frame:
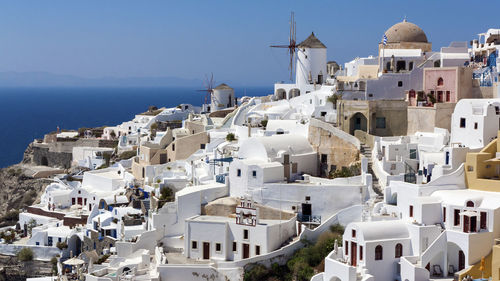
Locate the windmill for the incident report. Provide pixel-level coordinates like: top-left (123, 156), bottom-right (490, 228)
top-left (270, 12), bottom-right (297, 81)
top-left (197, 73), bottom-right (215, 111)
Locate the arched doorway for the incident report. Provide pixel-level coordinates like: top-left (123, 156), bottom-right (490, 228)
top-left (275, 89), bottom-right (286, 100)
top-left (289, 88), bottom-right (300, 99)
top-left (349, 113), bottom-right (367, 135)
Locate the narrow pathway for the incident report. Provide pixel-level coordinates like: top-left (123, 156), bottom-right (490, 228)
top-left (360, 143), bottom-right (383, 197)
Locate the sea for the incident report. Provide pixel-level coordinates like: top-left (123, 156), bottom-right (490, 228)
top-left (0, 87), bottom-right (272, 168)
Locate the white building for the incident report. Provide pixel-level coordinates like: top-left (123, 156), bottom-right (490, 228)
top-left (184, 196), bottom-right (296, 261)
top-left (450, 98), bottom-right (500, 149)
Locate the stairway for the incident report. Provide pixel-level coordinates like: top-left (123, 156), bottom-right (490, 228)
top-left (360, 143), bottom-right (383, 198)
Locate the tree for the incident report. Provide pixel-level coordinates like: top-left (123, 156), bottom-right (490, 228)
top-left (327, 93), bottom-right (342, 109)
top-left (27, 219), bottom-right (37, 237)
top-left (17, 247), bottom-right (34, 262)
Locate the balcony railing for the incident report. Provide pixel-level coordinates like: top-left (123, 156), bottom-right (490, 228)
top-left (297, 213), bottom-right (321, 224)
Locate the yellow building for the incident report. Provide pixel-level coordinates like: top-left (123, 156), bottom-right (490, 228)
top-left (465, 131), bottom-right (500, 192)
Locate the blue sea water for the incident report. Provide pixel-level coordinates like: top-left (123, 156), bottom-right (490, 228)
top-left (0, 87), bottom-right (272, 168)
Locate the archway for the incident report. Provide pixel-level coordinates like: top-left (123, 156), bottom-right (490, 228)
top-left (349, 113), bottom-right (367, 135)
top-left (67, 234), bottom-right (83, 257)
top-left (41, 156), bottom-right (48, 166)
top-left (275, 89), bottom-right (286, 100)
top-left (447, 242), bottom-right (466, 273)
top-left (289, 88), bottom-right (300, 99)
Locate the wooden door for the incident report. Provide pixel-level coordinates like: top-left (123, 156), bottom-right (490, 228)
top-left (77, 197), bottom-right (83, 205)
top-left (350, 241), bottom-right (357, 266)
top-left (470, 216), bottom-right (477, 232)
top-left (203, 242), bottom-right (210, 260)
top-left (458, 250), bottom-right (465, 270)
top-left (463, 216), bottom-right (470, 233)
top-left (243, 243), bottom-right (250, 259)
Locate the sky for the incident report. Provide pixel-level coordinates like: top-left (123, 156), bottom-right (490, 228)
top-left (0, 0), bottom-right (499, 86)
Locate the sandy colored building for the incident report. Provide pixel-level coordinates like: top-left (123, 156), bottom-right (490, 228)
top-left (336, 99), bottom-right (408, 136)
top-left (465, 131), bottom-right (500, 192)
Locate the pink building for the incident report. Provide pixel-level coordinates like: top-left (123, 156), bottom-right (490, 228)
top-left (408, 66), bottom-right (477, 106)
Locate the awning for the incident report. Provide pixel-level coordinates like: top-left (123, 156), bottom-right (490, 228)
top-left (460, 211), bottom-right (479, 217)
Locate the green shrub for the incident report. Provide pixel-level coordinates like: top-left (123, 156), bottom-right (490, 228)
top-left (51, 257), bottom-right (58, 275)
top-left (260, 119), bottom-right (268, 128)
top-left (56, 241), bottom-right (68, 250)
top-left (94, 254), bottom-right (110, 265)
top-left (226, 133), bottom-right (236, 142)
top-left (119, 150), bottom-right (137, 160)
top-left (17, 247), bottom-right (34, 261)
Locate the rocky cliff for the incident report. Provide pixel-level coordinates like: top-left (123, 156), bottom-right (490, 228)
top-left (0, 143), bottom-right (53, 226)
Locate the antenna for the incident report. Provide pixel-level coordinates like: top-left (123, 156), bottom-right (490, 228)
top-left (270, 12), bottom-right (297, 81)
top-left (197, 73), bottom-right (215, 110)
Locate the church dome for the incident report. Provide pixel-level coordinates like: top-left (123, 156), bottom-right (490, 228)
top-left (384, 20), bottom-right (428, 43)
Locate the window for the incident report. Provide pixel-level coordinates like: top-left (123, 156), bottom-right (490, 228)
top-left (368, 93), bottom-right (373, 97)
top-left (172, 144), bottom-right (175, 151)
top-left (496, 106), bottom-right (500, 115)
top-left (215, 243), bottom-right (222, 252)
top-left (255, 245), bottom-right (261, 255)
top-left (409, 62), bottom-right (414, 71)
top-left (460, 118), bottom-right (466, 128)
top-left (321, 111), bottom-right (327, 117)
top-left (376, 117), bottom-right (386, 129)
top-left (375, 245), bottom-right (383, 260)
top-left (474, 122), bottom-right (478, 130)
top-left (192, 241), bottom-right (198, 250)
top-left (395, 243), bottom-right (403, 258)
top-left (467, 166), bottom-right (474, 172)
top-left (48, 236), bottom-right (53, 246)
top-left (200, 144), bottom-right (205, 149)
top-left (305, 196), bottom-right (311, 201)
top-left (409, 149), bottom-right (417, 159)
top-left (233, 242), bottom-right (237, 252)
top-left (409, 205), bottom-right (414, 217)
top-left (398, 81), bottom-right (403, 87)
top-left (454, 209), bottom-right (460, 226)
top-left (391, 164), bottom-right (396, 170)
top-left (446, 91), bottom-right (451, 102)
top-left (443, 207), bottom-right (446, 222)
top-left (252, 170), bottom-right (257, 178)
top-left (359, 245), bottom-right (363, 260)
top-left (466, 201), bottom-right (474, 207)
top-left (237, 169), bottom-right (241, 177)
top-left (345, 241), bottom-right (349, 255)
top-left (480, 212), bottom-right (487, 229)
top-left (437, 77), bottom-right (444, 86)
top-left (243, 229), bottom-right (249, 240)
top-left (352, 229), bottom-right (356, 238)
top-left (78, 190), bottom-right (81, 194)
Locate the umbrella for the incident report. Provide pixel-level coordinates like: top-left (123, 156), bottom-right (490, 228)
top-left (63, 257), bottom-right (85, 266)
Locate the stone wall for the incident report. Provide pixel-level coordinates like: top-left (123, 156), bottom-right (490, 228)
top-left (308, 118), bottom-right (360, 177)
top-left (407, 103), bottom-right (456, 135)
top-left (31, 139), bottom-right (118, 168)
top-left (32, 145), bottom-right (72, 168)
top-left (82, 229), bottom-right (116, 255)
